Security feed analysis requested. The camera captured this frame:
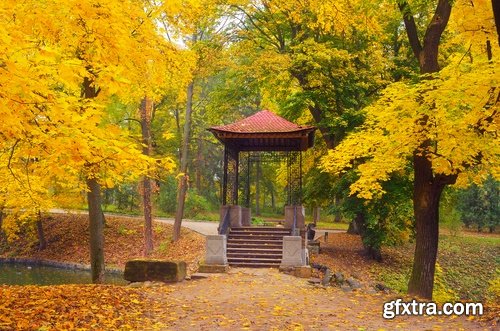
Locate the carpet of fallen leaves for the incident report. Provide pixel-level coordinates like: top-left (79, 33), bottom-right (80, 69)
top-left (1, 220), bottom-right (497, 330)
top-left (312, 232), bottom-right (499, 326)
top-left (0, 213), bottom-right (205, 274)
top-left (0, 269), bottom-right (489, 330)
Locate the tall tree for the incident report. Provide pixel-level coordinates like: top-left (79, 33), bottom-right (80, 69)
top-left (140, 97), bottom-right (155, 255)
top-left (323, 0), bottom-right (499, 299)
top-left (0, 0), bottom-right (185, 282)
top-left (173, 81), bottom-right (195, 241)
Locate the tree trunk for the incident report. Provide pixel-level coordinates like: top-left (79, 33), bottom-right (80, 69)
top-left (347, 220), bottom-right (360, 235)
top-left (87, 177), bottom-right (105, 283)
top-left (195, 136), bottom-right (203, 193)
top-left (399, 0), bottom-right (452, 299)
top-left (407, 154), bottom-right (449, 298)
top-left (312, 206), bottom-right (320, 225)
top-left (36, 211), bottom-right (47, 251)
top-left (334, 196), bottom-right (342, 222)
top-left (492, 0), bottom-right (500, 45)
top-left (140, 97), bottom-right (154, 256)
top-left (173, 81), bottom-right (195, 242)
top-left (0, 210), bottom-right (3, 242)
top-left (82, 75), bottom-right (105, 283)
top-left (271, 188), bottom-right (275, 211)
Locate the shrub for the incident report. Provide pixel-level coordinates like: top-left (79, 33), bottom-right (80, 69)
top-left (184, 193), bottom-right (211, 218)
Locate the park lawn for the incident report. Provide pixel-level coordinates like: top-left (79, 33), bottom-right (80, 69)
top-left (0, 213), bottom-right (206, 274)
top-left (311, 232), bottom-right (499, 323)
top-left (313, 220), bottom-right (350, 231)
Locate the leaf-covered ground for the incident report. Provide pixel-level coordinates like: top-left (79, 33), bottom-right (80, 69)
top-left (0, 269), bottom-right (489, 330)
top-left (312, 232), bottom-right (499, 325)
top-left (1, 217), bottom-right (497, 329)
top-left (0, 213), bottom-right (205, 274)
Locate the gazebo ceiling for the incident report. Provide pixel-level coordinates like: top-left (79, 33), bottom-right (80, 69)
top-left (208, 110), bottom-right (316, 152)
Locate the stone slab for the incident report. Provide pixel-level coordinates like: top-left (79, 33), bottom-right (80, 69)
top-left (124, 260), bottom-right (186, 283)
top-left (197, 264), bottom-right (228, 273)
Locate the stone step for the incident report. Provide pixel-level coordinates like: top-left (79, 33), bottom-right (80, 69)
top-left (229, 262), bottom-right (281, 268)
top-left (227, 252), bottom-right (283, 259)
top-left (227, 256), bottom-right (282, 263)
top-left (235, 226), bottom-right (289, 231)
top-left (228, 234), bottom-right (286, 240)
top-left (229, 231), bottom-right (291, 236)
top-left (227, 238), bottom-right (283, 245)
top-left (227, 247), bottom-right (282, 253)
top-left (227, 243), bottom-right (283, 249)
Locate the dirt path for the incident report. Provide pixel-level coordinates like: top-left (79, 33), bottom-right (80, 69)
top-left (144, 268), bottom-right (488, 330)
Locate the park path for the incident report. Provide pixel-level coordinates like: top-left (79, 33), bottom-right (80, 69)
top-left (49, 209), bottom-right (344, 238)
top-left (49, 208), bottom-right (219, 236)
top-left (143, 268), bottom-right (486, 330)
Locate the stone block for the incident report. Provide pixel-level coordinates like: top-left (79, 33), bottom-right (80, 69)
top-left (294, 266), bottom-right (312, 278)
top-left (197, 264), bottom-right (229, 273)
top-left (241, 207), bottom-right (251, 226)
top-left (280, 236), bottom-right (304, 267)
top-left (219, 205), bottom-right (243, 230)
top-left (307, 240), bottom-right (320, 254)
top-left (284, 205), bottom-right (305, 230)
top-left (124, 260), bottom-right (186, 283)
top-left (205, 235), bottom-right (227, 265)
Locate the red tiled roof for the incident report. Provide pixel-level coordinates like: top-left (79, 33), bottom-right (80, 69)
top-left (210, 110), bottom-right (314, 133)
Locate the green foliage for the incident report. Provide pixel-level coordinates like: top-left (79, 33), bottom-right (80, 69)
top-left (251, 217), bottom-right (265, 225)
top-left (156, 176), bottom-right (178, 214)
top-left (457, 175), bottom-right (499, 232)
top-left (325, 169), bottom-right (414, 251)
top-left (184, 192), bottom-right (212, 219)
top-left (439, 188), bottom-right (462, 236)
top-left (103, 185), bottom-right (140, 214)
top-left (375, 267), bottom-right (410, 295)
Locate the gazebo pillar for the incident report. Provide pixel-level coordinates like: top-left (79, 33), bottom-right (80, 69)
top-left (219, 147), bottom-right (243, 230)
top-left (222, 146), bottom-right (239, 206)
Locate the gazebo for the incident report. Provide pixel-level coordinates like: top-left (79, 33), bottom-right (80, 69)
top-left (206, 110), bottom-right (316, 268)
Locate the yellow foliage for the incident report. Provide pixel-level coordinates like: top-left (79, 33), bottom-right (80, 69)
top-left (432, 263), bottom-right (459, 304)
top-left (322, 54), bottom-right (499, 198)
top-left (0, 0), bottom-right (191, 235)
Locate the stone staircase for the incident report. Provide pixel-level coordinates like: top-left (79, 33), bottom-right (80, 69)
top-left (227, 227), bottom-right (291, 268)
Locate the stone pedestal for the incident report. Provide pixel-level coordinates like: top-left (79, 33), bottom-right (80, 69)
top-left (241, 207), bottom-right (251, 226)
top-left (219, 205), bottom-right (242, 232)
top-left (205, 235), bottom-right (227, 265)
top-left (284, 205), bottom-right (305, 230)
top-left (280, 236), bottom-right (305, 267)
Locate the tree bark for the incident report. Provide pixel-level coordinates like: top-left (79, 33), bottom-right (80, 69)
top-left (195, 136), bottom-right (203, 193)
top-left (140, 97), bottom-right (154, 256)
top-left (312, 206), bottom-right (320, 225)
top-left (407, 155), bottom-right (454, 297)
top-left (173, 81), bottom-right (195, 242)
top-left (492, 0), bottom-right (500, 45)
top-left (82, 75), bottom-right (105, 284)
top-left (399, 0), bottom-right (453, 299)
top-left (87, 177), bottom-right (105, 284)
top-left (36, 211), bottom-right (47, 251)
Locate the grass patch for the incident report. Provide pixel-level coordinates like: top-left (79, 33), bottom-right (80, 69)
top-left (370, 232), bottom-right (500, 301)
top-left (314, 221), bottom-right (349, 230)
